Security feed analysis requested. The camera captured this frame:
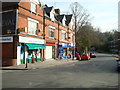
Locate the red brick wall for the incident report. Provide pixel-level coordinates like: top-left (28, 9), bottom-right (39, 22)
top-left (1, 36), bottom-right (18, 66)
top-left (2, 1), bottom-right (75, 63)
top-left (18, 1), bottom-right (43, 35)
top-left (18, 1), bottom-right (74, 43)
top-left (2, 43), bottom-right (13, 59)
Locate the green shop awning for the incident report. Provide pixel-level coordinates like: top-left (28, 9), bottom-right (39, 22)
top-left (26, 44), bottom-right (46, 49)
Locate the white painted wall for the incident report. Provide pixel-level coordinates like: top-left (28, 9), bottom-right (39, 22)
top-left (17, 46), bottom-right (21, 65)
top-left (70, 16), bottom-right (74, 30)
top-left (25, 46), bottom-right (28, 64)
top-left (50, 9), bottom-right (55, 21)
top-left (62, 16), bottom-right (66, 26)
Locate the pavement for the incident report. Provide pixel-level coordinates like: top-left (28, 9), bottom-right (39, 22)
top-left (0, 58), bottom-right (78, 73)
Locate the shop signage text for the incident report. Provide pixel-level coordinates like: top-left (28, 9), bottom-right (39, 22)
top-left (0, 37), bottom-right (13, 42)
top-left (19, 36), bottom-right (44, 44)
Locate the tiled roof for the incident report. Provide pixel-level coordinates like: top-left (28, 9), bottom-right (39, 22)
top-left (43, 6), bottom-right (53, 13)
top-left (65, 14), bottom-right (73, 26)
top-left (55, 14), bottom-right (64, 22)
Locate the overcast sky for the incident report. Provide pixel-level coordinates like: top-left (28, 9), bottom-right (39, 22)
top-left (42, 0), bottom-right (119, 32)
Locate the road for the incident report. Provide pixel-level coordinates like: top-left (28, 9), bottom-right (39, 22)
top-left (2, 53), bottom-right (119, 88)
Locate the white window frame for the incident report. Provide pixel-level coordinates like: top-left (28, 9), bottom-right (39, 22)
top-left (49, 27), bottom-right (55, 38)
top-left (70, 34), bottom-right (73, 42)
top-left (28, 18), bottom-right (39, 35)
top-left (31, 2), bottom-right (37, 13)
top-left (62, 30), bottom-right (66, 41)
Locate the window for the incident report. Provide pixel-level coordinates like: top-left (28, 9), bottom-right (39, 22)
top-left (70, 34), bottom-right (73, 42)
top-left (31, 3), bottom-right (36, 13)
top-left (28, 18), bottom-right (38, 35)
top-left (49, 28), bottom-right (54, 38)
top-left (62, 31), bottom-right (66, 41)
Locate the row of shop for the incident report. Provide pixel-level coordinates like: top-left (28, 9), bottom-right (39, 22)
top-left (1, 36), bottom-right (74, 66)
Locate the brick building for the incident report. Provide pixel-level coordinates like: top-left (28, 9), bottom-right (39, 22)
top-left (0, 0), bottom-right (75, 66)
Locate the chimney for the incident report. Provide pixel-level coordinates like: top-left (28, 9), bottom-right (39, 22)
top-left (55, 9), bottom-right (60, 15)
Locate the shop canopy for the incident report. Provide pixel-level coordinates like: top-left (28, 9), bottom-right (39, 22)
top-left (26, 44), bottom-right (46, 50)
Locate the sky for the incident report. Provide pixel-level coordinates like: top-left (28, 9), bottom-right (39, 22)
top-left (41, 0), bottom-right (119, 32)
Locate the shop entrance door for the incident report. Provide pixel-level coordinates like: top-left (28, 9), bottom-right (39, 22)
top-left (46, 46), bottom-right (52, 60)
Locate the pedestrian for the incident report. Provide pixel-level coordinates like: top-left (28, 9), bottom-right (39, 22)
top-left (72, 50), bottom-right (75, 60)
top-left (68, 51), bottom-right (72, 59)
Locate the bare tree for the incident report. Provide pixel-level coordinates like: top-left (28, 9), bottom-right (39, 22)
top-left (70, 2), bottom-right (92, 54)
top-left (70, 2), bottom-right (91, 33)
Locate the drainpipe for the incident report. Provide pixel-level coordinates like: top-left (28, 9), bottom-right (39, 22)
top-left (57, 21), bottom-right (60, 59)
top-left (13, 36), bottom-right (14, 59)
top-left (43, 10), bottom-right (45, 61)
top-left (67, 27), bottom-right (69, 58)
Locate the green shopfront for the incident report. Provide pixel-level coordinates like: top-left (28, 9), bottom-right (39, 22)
top-left (17, 36), bottom-right (46, 65)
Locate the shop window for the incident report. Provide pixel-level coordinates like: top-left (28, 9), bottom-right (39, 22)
top-left (49, 28), bottom-right (54, 38)
top-left (31, 2), bottom-right (37, 13)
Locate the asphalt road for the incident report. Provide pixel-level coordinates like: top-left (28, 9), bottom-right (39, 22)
top-left (2, 53), bottom-right (119, 88)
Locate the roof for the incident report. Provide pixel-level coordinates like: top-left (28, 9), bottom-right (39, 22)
top-left (55, 14), bottom-right (65, 21)
top-left (43, 6), bottom-right (53, 13)
top-left (65, 14), bottom-right (73, 26)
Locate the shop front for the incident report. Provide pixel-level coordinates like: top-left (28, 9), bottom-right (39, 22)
top-left (58, 43), bottom-right (74, 59)
top-left (45, 41), bottom-right (55, 60)
top-left (58, 43), bottom-right (68, 59)
top-left (17, 36), bottom-right (45, 65)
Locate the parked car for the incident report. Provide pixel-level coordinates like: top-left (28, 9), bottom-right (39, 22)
top-left (81, 53), bottom-right (90, 60)
top-left (75, 52), bottom-right (81, 60)
top-left (90, 52), bottom-right (96, 58)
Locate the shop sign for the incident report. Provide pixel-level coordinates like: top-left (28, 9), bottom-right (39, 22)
top-left (59, 43), bottom-right (67, 46)
top-left (19, 36), bottom-right (44, 44)
top-left (68, 43), bottom-right (71, 47)
top-left (0, 37), bottom-right (13, 42)
top-left (18, 27), bottom-right (27, 33)
top-left (46, 41), bottom-right (55, 46)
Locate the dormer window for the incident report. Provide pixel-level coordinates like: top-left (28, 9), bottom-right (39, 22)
top-left (31, 2), bottom-right (36, 13)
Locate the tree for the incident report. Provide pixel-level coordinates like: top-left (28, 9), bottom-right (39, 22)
top-left (76, 23), bottom-right (95, 53)
top-left (70, 2), bottom-right (91, 54)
